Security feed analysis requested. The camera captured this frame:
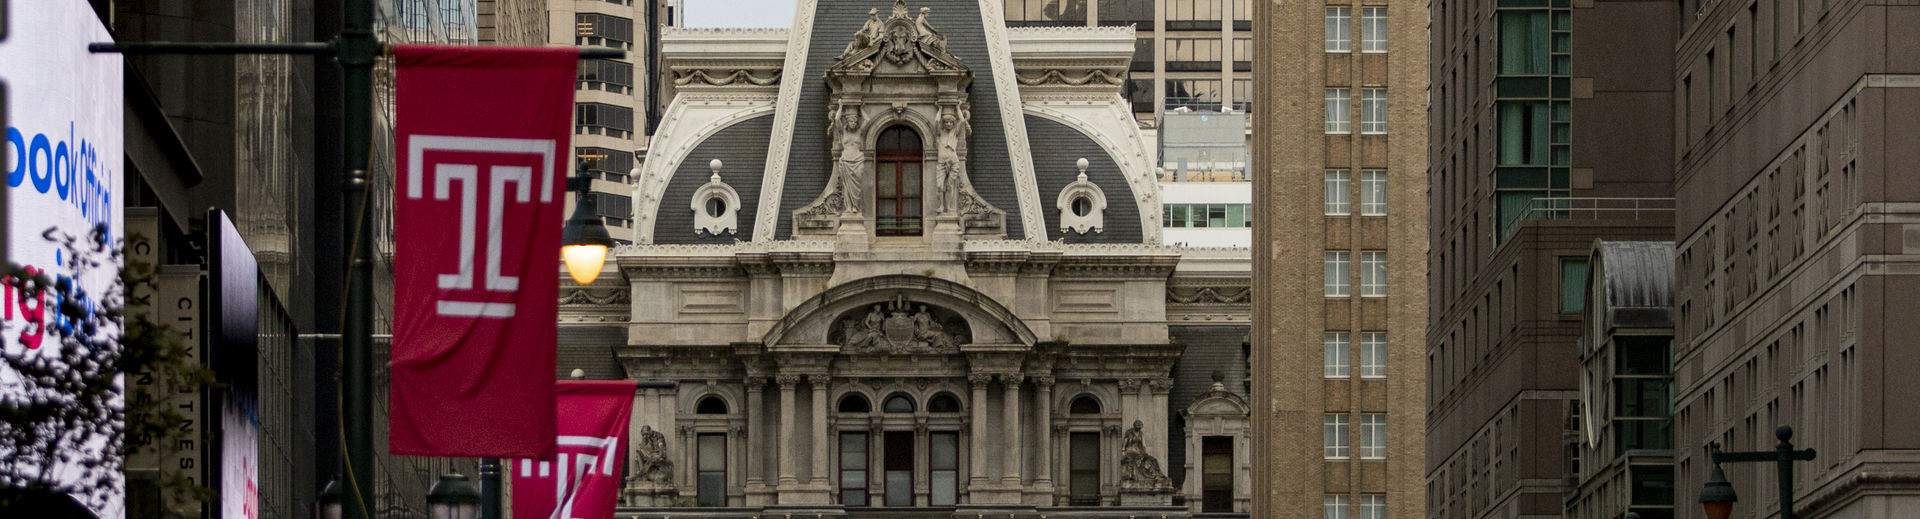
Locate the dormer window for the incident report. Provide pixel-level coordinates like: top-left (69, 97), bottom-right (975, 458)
top-left (875, 126), bottom-right (924, 236)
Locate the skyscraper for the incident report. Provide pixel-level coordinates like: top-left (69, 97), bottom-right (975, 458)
top-left (1249, 0), bottom-right (1428, 515)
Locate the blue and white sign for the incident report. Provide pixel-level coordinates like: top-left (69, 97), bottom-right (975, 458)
top-left (0, 1), bottom-right (126, 517)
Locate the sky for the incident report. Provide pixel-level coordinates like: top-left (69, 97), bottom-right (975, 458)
top-left (683, 0), bottom-right (800, 28)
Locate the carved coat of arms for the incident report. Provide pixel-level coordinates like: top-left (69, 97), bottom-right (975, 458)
top-left (838, 294), bottom-right (965, 354)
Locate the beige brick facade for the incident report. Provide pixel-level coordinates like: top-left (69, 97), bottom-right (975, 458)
top-left (1250, 0), bottom-right (1428, 517)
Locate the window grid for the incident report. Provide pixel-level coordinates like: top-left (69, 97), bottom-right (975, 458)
top-left (1323, 414), bottom-right (1350, 459)
top-left (1360, 169), bottom-right (1387, 215)
top-left (1325, 7), bottom-right (1352, 52)
top-left (1326, 89), bottom-right (1352, 133)
top-left (1325, 332), bottom-right (1351, 378)
top-left (1162, 203), bottom-right (1254, 228)
top-left (1325, 251), bottom-right (1352, 297)
top-left (1361, 7), bottom-right (1387, 52)
top-left (1359, 414), bottom-right (1386, 459)
top-left (1325, 170), bottom-right (1352, 215)
top-left (1358, 495), bottom-right (1386, 519)
top-left (1325, 495), bottom-right (1351, 519)
top-left (1361, 88), bottom-right (1387, 134)
top-left (1360, 251), bottom-right (1387, 297)
top-left (1360, 332), bottom-right (1387, 378)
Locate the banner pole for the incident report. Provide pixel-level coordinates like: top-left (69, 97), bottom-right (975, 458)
top-left (339, 0), bottom-right (375, 516)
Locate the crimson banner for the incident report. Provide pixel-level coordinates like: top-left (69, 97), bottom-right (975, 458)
top-left (389, 45), bottom-right (577, 458)
top-left (512, 381), bottom-right (638, 519)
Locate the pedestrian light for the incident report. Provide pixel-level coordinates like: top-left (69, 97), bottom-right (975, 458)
top-left (562, 168), bottom-right (614, 285)
top-left (426, 473), bottom-right (480, 519)
top-left (1699, 463), bottom-right (1737, 519)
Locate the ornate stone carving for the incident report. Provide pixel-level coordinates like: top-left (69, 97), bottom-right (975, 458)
top-left (1031, 374), bottom-right (1056, 387)
top-left (629, 425), bottom-right (674, 486)
top-left (559, 288), bottom-right (631, 305)
top-left (808, 374), bottom-right (832, 386)
top-left (1167, 286), bottom-right (1253, 304)
top-left (831, 0), bottom-right (965, 74)
top-left (835, 294), bottom-right (967, 354)
top-left (744, 377), bottom-right (767, 392)
top-left (1001, 373), bottom-right (1025, 386)
top-left (1118, 420), bottom-right (1172, 490)
top-left (1148, 378), bottom-right (1175, 393)
top-left (673, 69), bottom-right (782, 87)
top-left (1016, 69), bottom-right (1123, 87)
top-left (775, 374), bottom-right (802, 388)
top-left (1117, 378), bottom-right (1143, 392)
top-left (1056, 157), bottom-right (1108, 234)
top-left (691, 159), bottom-right (741, 236)
top-left (968, 372), bottom-right (995, 389)
top-left (751, 0), bottom-right (821, 241)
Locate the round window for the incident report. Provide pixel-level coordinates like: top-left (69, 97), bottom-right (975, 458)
top-left (1071, 196), bottom-right (1093, 217)
top-left (705, 197), bottom-right (728, 218)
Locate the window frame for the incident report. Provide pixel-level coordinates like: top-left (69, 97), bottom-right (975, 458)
top-left (1324, 332), bottom-right (1352, 378)
top-left (1360, 169), bottom-right (1387, 215)
top-left (1325, 251), bottom-right (1352, 297)
top-left (1360, 88), bottom-right (1388, 134)
top-left (1323, 413), bottom-right (1351, 459)
top-left (1325, 169), bottom-right (1352, 215)
top-left (1358, 414), bottom-right (1386, 459)
top-left (1360, 332), bottom-right (1387, 378)
top-left (1325, 7), bottom-right (1353, 53)
top-left (1361, 6), bottom-right (1388, 53)
top-left (1325, 88), bottom-right (1352, 134)
top-left (1360, 251), bottom-right (1387, 297)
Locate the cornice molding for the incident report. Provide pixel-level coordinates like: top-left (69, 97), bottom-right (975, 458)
top-left (751, 0), bottom-right (821, 241)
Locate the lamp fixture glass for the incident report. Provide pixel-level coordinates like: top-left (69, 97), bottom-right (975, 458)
top-left (562, 173), bottom-right (615, 285)
top-left (426, 473), bottom-right (480, 519)
top-left (1699, 463), bottom-right (1737, 519)
top-left (318, 479), bottom-right (343, 519)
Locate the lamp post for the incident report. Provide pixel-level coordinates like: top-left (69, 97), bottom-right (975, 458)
top-left (427, 473), bottom-right (481, 519)
top-left (562, 165), bottom-right (614, 285)
top-left (318, 479), bottom-right (342, 519)
top-left (1699, 425), bottom-right (1817, 519)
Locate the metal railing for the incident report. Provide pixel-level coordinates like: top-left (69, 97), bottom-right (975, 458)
top-left (1521, 197), bottom-right (1676, 221)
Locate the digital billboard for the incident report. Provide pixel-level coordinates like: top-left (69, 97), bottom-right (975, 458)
top-left (0, 1), bottom-right (126, 518)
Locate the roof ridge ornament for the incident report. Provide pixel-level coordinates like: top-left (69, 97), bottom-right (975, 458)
top-left (831, 0), bottom-right (963, 73)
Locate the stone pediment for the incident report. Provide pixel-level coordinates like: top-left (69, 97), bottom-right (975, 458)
top-left (830, 0), bottom-right (966, 76)
top-left (1184, 380), bottom-right (1251, 419)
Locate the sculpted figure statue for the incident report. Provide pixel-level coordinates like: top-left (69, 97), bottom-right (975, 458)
top-left (1119, 420), bottom-right (1171, 489)
top-left (630, 425), bottom-right (673, 485)
top-left (914, 7), bottom-right (947, 53)
top-left (836, 109), bottom-right (866, 214)
top-left (911, 305), bottom-right (955, 350)
top-left (840, 8), bottom-right (885, 60)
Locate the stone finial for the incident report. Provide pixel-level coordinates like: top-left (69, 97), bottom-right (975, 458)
top-left (570, 368), bottom-right (586, 380)
top-left (709, 159), bottom-right (723, 180)
top-left (1076, 157), bottom-right (1090, 180)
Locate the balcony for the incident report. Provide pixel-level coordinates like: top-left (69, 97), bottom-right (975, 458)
top-left (1502, 197), bottom-right (1675, 241)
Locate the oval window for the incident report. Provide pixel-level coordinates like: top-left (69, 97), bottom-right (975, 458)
top-left (1071, 196), bottom-right (1093, 217)
top-left (705, 197), bottom-right (728, 218)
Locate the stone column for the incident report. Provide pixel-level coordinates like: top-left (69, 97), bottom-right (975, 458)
top-left (1117, 378), bottom-right (1143, 430)
top-left (1148, 378), bottom-right (1173, 463)
top-left (1000, 373), bottom-right (1024, 486)
top-left (728, 423), bottom-right (746, 503)
top-left (809, 374), bottom-right (831, 486)
top-left (967, 373), bottom-right (993, 489)
top-left (776, 374), bottom-right (801, 487)
top-left (1032, 375), bottom-right (1056, 489)
top-left (745, 378), bottom-right (766, 489)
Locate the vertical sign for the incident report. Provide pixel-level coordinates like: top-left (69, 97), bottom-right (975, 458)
top-left (0, 1), bottom-right (124, 517)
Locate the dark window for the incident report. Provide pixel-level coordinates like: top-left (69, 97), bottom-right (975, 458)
top-left (577, 59), bottom-right (634, 93)
top-left (594, 192), bottom-right (632, 220)
top-left (1125, 79), bottom-right (1157, 113)
top-left (1616, 336), bottom-right (1672, 375)
top-left (1071, 196), bottom-right (1093, 217)
top-left (703, 197), bottom-right (726, 218)
top-left (576, 147), bottom-right (634, 180)
top-left (928, 393), bottom-right (962, 413)
top-left (839, 432), bottom-right (869, 505)
top-left (575, 13), bottom-right (634, 48)
top-left (1006, 0), bottom-right (1089, 26)
top-left (882, 394), bottom-right (916, 413)
top-left (1098, 0), bottom-right (1154, 25)
top-left (1070, 396), bottom-right (1101, 414)
top-left (576, 102), bottom-right (634, 138)
top-left (1201, 436), bottom-right (1234, 512)
top-left (883, 431), bottom-right (914, 506)
top-left (874, 126), bottom-right (924, 236)
top-left (838, 394), bottom-right (872, 413)
top-left (1629, 465), bottom-right (1675, 506)
top-left (930, 432), bottom-right (959, 505)
top-left (1558, 256), bottom-right (1589, 312)
top-left (696, 396), bottom-right (728, 414)
top-left (696, 433), bottom-right (726, 506)
top-left (1069, 432), bottom-right (1101, 505)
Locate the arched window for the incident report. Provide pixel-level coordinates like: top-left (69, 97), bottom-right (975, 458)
top-left (928, 393), bottom-right (962, 413)
top-left (838, 394), bottom-right (872, 413)
top-left (882, 393), bottom-right (917, 413)
top-left (874, 126), bottom-right (924, 236)
top-left (696, 396), bottom-right (729, 414)
top-left (1070, 395), bottom-right (1101, 415)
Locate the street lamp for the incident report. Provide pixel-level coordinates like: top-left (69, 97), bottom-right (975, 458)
top-left (1698, 464), bottom-right (1737, 519)
top-left (1700, 425), bottom-right (1816, 519)
top-left (562, 167), bottom-right (614, 285)
top-left (427, 473), bottom-right (481, 519)
top-left (318, 479), bottom-right (342, 519)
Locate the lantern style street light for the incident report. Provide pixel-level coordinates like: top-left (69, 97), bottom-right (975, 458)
top-left (427, 473), bottom-right (480, 519)
top-left (1699, 425), bottom-right (1816, 519)
top-left (562, 166), bottom-right (614, 285)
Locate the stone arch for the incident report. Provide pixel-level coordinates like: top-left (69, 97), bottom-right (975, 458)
top-left (761, 275), bottom-right (1037, 348)
top-left (927, 392), bottom-right (964, 413)
top-left (677, 383), bottom-right (743, 417)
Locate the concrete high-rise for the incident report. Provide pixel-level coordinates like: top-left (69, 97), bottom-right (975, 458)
top-left (1666, 0), bottom-right (1920, 516)
top-left (1248, 0), bottom-right (1428, 516)
top-left (1420, 0), bottom-right (1678, 516)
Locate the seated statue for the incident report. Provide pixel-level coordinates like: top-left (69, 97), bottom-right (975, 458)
top-left (1119, 420), bottom-right (1171, 489)
top-left (629, 425), bottom-right (673, 486)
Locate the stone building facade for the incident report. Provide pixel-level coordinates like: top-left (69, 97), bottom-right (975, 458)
top-left (555, 1), bottom-right (1254, 516)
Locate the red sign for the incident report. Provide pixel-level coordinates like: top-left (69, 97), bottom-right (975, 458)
top-left (388, 45), bottom-right (577, 459)
top-left (513, 381), bottom-right (638, 519)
